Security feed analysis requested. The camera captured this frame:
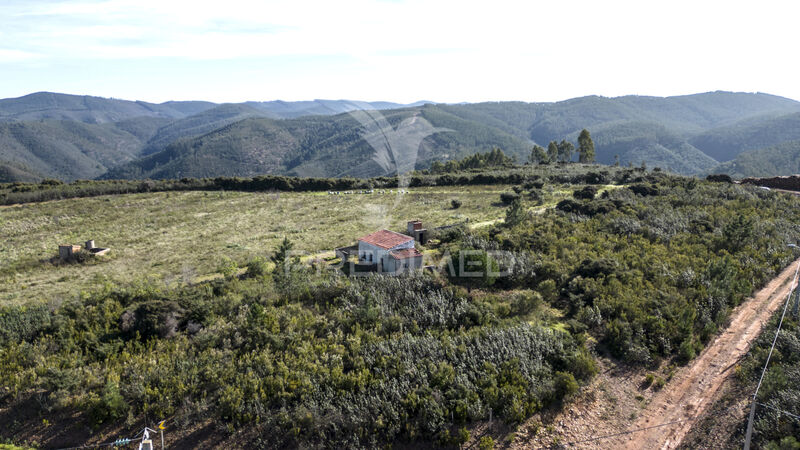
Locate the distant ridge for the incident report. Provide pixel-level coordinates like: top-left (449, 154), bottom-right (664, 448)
top-left (0, 92), bottom-right (217, 123)
top-left (2, 91), bottom-right (800, 181)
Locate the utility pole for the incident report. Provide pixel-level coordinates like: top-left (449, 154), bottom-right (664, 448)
top-left (139, 427), bottom-right (156, 450)
top-left (744, 401), bottom-right (756, 450)
top-left (158, 420), bottom-right (166, 449)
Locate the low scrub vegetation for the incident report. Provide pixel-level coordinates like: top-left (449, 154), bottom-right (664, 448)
top-left (470, 174), bottom-right (800, 365)
top-left (0, 271), bottom-right (594, 448)
top-left (737, 299), bottom-right (800, 448)
top-left (2, 166), bottom-right (800, 447)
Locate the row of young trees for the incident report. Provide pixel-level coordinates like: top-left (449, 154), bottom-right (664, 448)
top-left (2, 148), bottom-right (620, 206)
top-left (427, 148), bottom-right (516, 174)
top-left (529, 129), bottom-right (595, 164)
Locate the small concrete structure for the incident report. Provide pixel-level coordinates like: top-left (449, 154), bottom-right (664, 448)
top-left (58, 244), bottom-right (81, 260)
top-left (335, 244), bottom-right (359, 262)
top-left (58, 239), bottom-right (109, 260)
top-left (85, 239), bottom-right (110, 256)
top-left (406, 220), bottom-right (428, 245)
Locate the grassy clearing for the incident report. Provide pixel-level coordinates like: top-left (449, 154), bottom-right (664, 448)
top-left (1, 184), bottom-right (563, 305)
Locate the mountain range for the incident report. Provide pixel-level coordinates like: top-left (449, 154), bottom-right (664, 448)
top-left (1, 91), bottom-right (800, 182)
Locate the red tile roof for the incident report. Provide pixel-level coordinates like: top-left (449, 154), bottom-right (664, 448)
top-left (359, 229), bottom-right (414, 249)
top-left (389, 248), bottom-right (423, 259)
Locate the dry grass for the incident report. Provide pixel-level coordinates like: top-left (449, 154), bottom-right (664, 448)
top-left (1, 185), bottom-right (538, 305)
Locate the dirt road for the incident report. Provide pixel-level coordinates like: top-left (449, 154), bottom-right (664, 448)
top-left (615, 258), bottom-right (800, 449)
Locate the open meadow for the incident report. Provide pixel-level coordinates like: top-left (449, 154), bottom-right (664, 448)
top-left (0, 184), bottom-right (577, 305)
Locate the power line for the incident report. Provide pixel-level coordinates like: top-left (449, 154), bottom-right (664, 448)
top-left (743, 258), bottom-right (800, 449)
top-left (56, 435), bottom-right (142, 450)
top-left (756, 402), bottom-right (800, 422)
top-left (56, 425), bottom-right (162, 450)
top-left (562, 418), bottom-right (688, 446)
top-left (561, 260), bottom-right (800, 449)
top-left (561, 401), bottom-right (746, 448)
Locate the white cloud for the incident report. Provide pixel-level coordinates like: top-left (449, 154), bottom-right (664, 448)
top-left (0, 48), bottom-right (41, 62)
top-left (1, 0), bottom-right (799, 102)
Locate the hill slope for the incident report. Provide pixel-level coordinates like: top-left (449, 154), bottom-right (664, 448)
top-left (0, 160), bottom-right (43, 182)
top-left (3, 91), bottom-right (800, 181)
top-left (139, 103), bottom-right (273, 156)
top-left (104, 105), bottom-right (534, 179)
top-left (105, 92), bottom-right (800, 180)
top-left (441, 91), bottom-right (800, 143)
top-left (710, 140), bottom-right (800, 178)
top-left (0, 121), bottom-right (145, 180)
top-left (436, 92), bottom-right (800, 173)
top-left (246, 99), bottom-right (430, 118)
top-left (0, 92), bottom-right (217, 123)
top-left (689, 112), bottom-right (800, 161)
top-left (589, 121), bottom-right (718, 173)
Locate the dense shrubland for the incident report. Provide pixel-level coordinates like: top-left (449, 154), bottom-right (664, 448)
top-left (0, 271), bottom-right (592, 448)
top-left (451, 175), bottom-right (800, 365)
top-left (737, 298), bottom-right (800, 448)
top-left (3, 168), bottom-right (800, 448)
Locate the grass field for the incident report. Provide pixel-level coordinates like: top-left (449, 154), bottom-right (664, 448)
top-left (1, 184), bottom-right (580, 305)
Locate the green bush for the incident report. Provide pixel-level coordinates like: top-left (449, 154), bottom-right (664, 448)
top-left (573, 185), bottom-right (598, 200)
top-left (679, 338), bottom-right (696, 363)
top-left (217, 256), bottom-right (239, 278)
top-left (500, 191), bottom-right (520, 205)
top-left (554, 371), bottom-right (579, 399)
top-left (478, 435), bottom-right (495, 449)
top-left (0, 304), bottom-right (51, 344)
top-left (765, 436), bottom-right (800, 450)
top-left (511, 291), bottom-right (542, 316)
top-left (448, 249), bottom-right (500, 288)
top-left (85, 381), bottom-right (129, 428)
top-left (245, 256), bottom-right (269, 278)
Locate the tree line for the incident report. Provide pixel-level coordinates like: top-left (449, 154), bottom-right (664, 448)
top-left (529, 129), bottom-right (596, 164)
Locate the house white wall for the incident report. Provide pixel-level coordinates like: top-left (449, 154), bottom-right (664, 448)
top-left (385, 254), bottom-right (423, 273)
top-left (357, 239), bottom-right (414, 271)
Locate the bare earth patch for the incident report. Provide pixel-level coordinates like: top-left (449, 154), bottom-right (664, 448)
top-left (509, 258), bottom-right (799, 449)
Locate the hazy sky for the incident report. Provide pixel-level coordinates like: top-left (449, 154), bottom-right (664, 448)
top-left (1, 0), bottom-right (799, 104)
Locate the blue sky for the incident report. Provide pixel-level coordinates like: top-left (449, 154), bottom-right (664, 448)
top-left (1, 0), bottom-right (799, 104)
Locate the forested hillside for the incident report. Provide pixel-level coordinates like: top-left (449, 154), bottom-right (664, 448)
top-left (0, 121), bottom-right (147, 180)
top-left (711, 140), bottom-right (800, 178)
top-left (0, 159), bottom-right (42, 183)
top-left (2, 91), bottom-right (800, 181)
top-left (690, 112), bottom-right (800, 161)
top-left (586, 121), bottom-right (718, 173)
top-left (103, 106), bottom-right (533, 180)
top-left (0, 92), bottom-right (215, 123)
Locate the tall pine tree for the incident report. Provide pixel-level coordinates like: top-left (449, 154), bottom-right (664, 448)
top-left (557, 140), bottom-right (575, 162)
top-left (530, 145), bottom-right (549, 164)
top-left (578, 129), bottom-right (596, 163)
top-left (547, 141), bottom-right (559, 162)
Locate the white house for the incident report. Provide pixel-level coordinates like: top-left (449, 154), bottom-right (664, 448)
top-left (357, 229), bottom-right (423, 273)
top-left (384, 247), bottom-right (424, 273)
